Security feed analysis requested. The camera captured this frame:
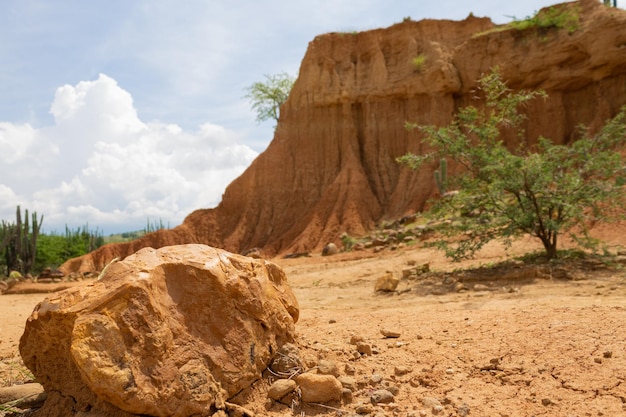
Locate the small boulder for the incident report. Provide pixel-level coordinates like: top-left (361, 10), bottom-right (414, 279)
top-left (317, 359), bottom-right (340, 377)
top-left (295, 373), bottom-right (343, 403)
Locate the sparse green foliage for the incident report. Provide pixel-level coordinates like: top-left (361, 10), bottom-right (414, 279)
top-left (411, 54), bottom-right (427, 72)
top-left (340, 233), bottom-right (358, 251)
top-left (144, 217), bottom-right (168, 234)
top-left (475, 5), bottom-right (580, 37)
top-left (398, 69), bottom-right (626, 261)
top-left (510, 5), bottom-right (580, 33)
top-left (244, 72), bottom-right (295, 125)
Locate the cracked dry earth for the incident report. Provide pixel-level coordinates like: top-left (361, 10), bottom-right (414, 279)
top-left (2, 238), bottom-right (626, 417)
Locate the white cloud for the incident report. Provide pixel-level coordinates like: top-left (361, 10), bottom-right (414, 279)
top-left (0, 74), bottom-right (258, 234)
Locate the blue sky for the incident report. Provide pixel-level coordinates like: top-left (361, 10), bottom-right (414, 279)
top-left (0, 0), bottom-right (615, 235)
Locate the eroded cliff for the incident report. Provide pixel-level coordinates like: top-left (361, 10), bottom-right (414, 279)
top-left (62, 0), bottom-right (626, 273)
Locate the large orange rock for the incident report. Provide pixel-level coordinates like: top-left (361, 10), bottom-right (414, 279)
top-left (61, 0), bottom-right (626, 273)
top-left (20, 244), bottom-right (299, 417)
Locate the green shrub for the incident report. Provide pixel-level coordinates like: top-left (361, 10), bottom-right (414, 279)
top-left (411, 54), bottom-right (427, 72)
top-left (398, 69), bottom-right (626, 261)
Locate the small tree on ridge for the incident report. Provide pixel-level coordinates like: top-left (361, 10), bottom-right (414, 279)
top-left (398, 69), bottom-right (626, 260)
top-left (244, 72), bottom-right (295, 126)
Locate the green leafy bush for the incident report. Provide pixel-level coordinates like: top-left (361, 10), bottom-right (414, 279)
top-left (398, 69), bottom-right (626, 260)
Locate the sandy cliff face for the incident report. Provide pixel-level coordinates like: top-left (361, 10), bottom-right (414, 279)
top-left (61, 0), bottom-right (626, 273)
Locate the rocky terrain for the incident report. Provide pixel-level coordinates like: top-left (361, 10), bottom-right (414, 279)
top-left (2, 233), bottom-right (626, 416)
top-left (60, 0), bottom-right (626, 274)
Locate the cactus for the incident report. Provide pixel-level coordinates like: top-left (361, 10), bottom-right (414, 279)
top-left (434, 158), bottom-right (448, 195)
top-left (1, 206), bottom-right (43, 275)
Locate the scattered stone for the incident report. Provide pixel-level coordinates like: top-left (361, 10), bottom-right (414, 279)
top-left (322, 243), bottom-right (339, 256)
top-left (342, 387), bottom-right (353, 402)
top-left (386, 384), bottom-right (400, 396)
top-left (422, 396), bottom-right (443, 410)
top-left (350, 334), bottom-right (365, 344)
top-left (603, 351), bottom-right (613, 358)
top-left (394, 365), bottom-right (412, 376)
top-left (295, 373), bottom-right (343, 403)
top-left (402, 268), bottom-right (415, 279)
top-left (317, 359), bottom-right (340, 377)
top-left (380, 329), bottom-right (401, 338)
top-left (370, 389), bottom-right (395, 404)
top-left (370, 373), bottom-right (384, 385)
top-left (473, 283), bottom-right (489, 291)
top-left (339, 376), bottom-right (357, 391)
top-left (328, 319), bottom-right (337, 324)
top-left (344, 363), bottom-right (356, 375)
top-left (541, 398), bottom-right (554, 406)
top-left (356, 342), bottom-right (373, 356)
top-left (355, 402), bottom-right (375, 414)
top-left (375, 272), bottom-right (399, 292)
top-left (457, 403), bottom-right (470, 417)
top-left (594, 357), bottom-right (603, 364)
top-left (267, 379), bottom-right (297, 401)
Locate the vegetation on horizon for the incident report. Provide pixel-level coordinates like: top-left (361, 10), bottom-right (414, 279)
top-left (398, 69), bottom-right (626, 261)
top-left (475, 5), bottom-right (581, 37)
top-left (1, 208), bottom-right (172, 276)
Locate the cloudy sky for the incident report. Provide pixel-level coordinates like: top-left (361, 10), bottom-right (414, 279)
top-left (1, 0), bottom-right (616, 235)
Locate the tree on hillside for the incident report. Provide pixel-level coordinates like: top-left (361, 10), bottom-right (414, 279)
top-left (244, 72), bottom-right (295, 125)
top-left (397, 69), bottom-right (626, 260)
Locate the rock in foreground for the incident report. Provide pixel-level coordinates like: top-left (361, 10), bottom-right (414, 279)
top-left (20, 244), bottom-right (300, 417)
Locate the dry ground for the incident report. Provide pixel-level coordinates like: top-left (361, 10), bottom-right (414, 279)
top-left (2, 235), bottom-right (626, 417)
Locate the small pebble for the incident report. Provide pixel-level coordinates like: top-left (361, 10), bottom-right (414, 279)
top-left (370, 373), bottom-right (384, 385)
top-left (380, 329), bottom-right (401, 338)
top-left (370, 389), bottom-right (395, 404)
